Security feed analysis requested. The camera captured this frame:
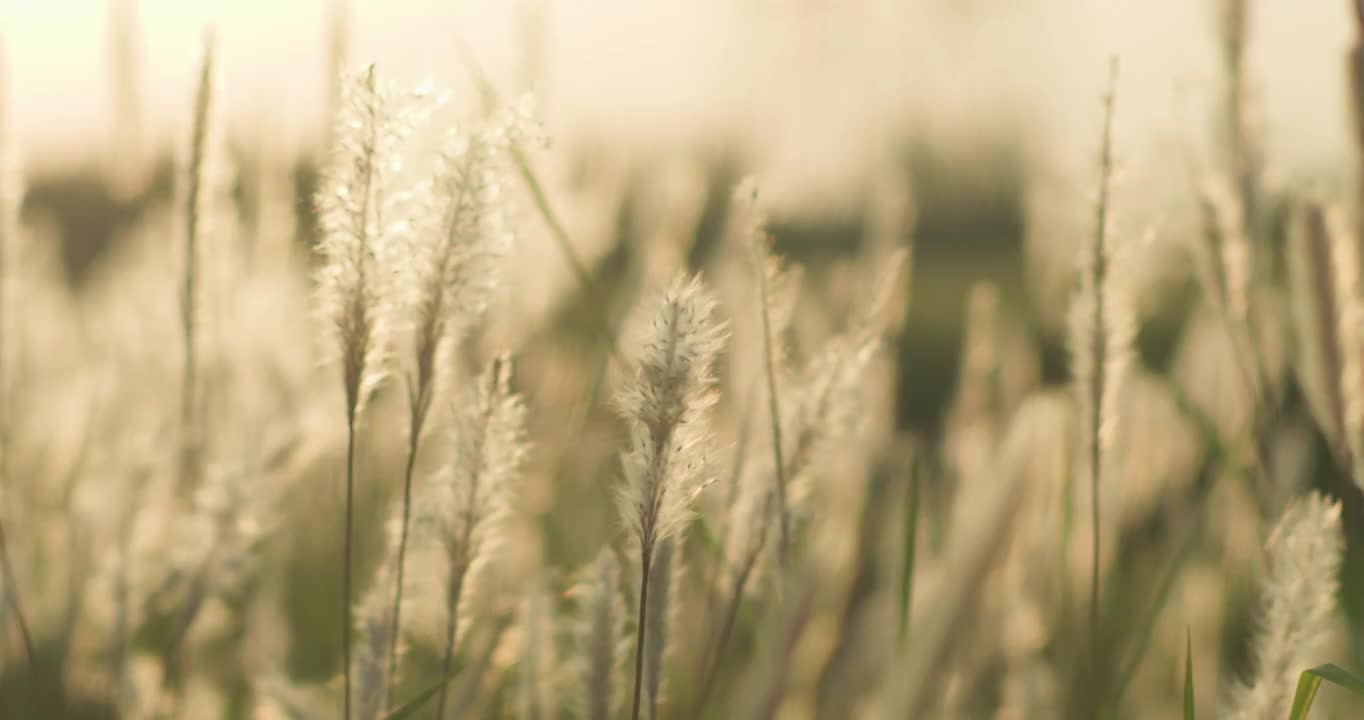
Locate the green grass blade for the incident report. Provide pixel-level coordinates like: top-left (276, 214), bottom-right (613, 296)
top-left (1288, 664), bottom-right (1364, 720)
top-left (898, 456), bottom-right (920, 644)
top-left (1183, 628), bottom-right (1195, 720)
top-left (383, 675), bottom-right (455, 720)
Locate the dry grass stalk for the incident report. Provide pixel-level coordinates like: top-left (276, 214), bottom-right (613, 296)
top-left (429, 355), bottom-right (528, 718)
top-left (315, 64), bottom-right (413, 720)
top-left (1068, 57), bottom-right (1128, 668)
top-left (1219, 0), bottom-right (1260, 226)
top-left (1289, 203), bottom-right (1350, 462)
top-left (178, 31), bottom-right (214, 495)
top-left (386, 108), bottom-right (519, 696)
top-left (616, 275), bottom-right (726, 720)
top-left (741, 186), bottom-right (793, 567)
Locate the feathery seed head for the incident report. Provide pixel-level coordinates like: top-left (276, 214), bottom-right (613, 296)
top-left (616, 274), bottom-right (728, 554)
top-left (315, 65), bottom-right (429, 420)
top-left (1068, 66), bottom-right (1133, 484)
top-left (421, 354), bottom-right (528, 628)
top-left (642, 538), bottom-right (682, 719)
top-left (1226, 492), bottom-right (1343, 720)
top-left (737, 184), bottom-right (802, 375)
top-left (402, 107), bottom-right (531, 416)
top-left (1067, 250), bottom-right (1134, 478)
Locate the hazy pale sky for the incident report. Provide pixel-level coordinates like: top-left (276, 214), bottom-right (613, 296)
top-left (0, 0), bottom-right (1354, 204)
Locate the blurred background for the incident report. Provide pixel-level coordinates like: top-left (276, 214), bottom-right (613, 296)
top-left (3, 0), bottom-right (1358, 426)
top-left (4, 1), bottom-right (1364, 718)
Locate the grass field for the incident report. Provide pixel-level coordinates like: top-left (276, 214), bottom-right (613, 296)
top-left (3, 1), bottom-right (1364, 719)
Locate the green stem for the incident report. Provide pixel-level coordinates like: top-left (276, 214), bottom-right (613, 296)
top-left (755, 252), bottom-right (789, 567)
top-left (630, 546), bottom-right (653, 720)
top-left (343, 413), bottom-right (356, 720)
top-left (386, 408), bottom-right (424, 702)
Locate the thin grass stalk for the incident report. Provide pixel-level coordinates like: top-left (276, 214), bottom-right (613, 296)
top-left (0, 520), bottom-right (37, 708)
top-left (389, 125), bottom-right (508, 691)
top-left (180, 32), bottom-right (213, 494)
top-left (385, 382), bottom-right (428, 695)
top-left (1197, 179), bottom-right (1262, 405)
top-left (431, 364), bottom-right (503, 719)
top-left (1300, 204), bottom-right (1349, 459)
top-left (423, 354), bottom-right (526, 718)
top-left (630, 546), bottom-right (652, 720)
top-left (1087, 57), bottom-right (1119, 669)
top-left (754, 230), bottom-right (790, 567)
top-left (1217, 0), bottom-right (1279, 420)
top-left (1217, 0), bottom-right (1263, 254)
top-left (696, 380), bottom-right (756, 641)
top-left (644, 539), bottom-right (674, 720)
top-left (434, 556), bottom-right (470, 720)
top-left (317, 63), bottom-right (397, 720)
top-left (1352, 1), bottom-right (1364, 223)
top-left (344, 412), bottom-right (357, 720)
top-left (430, 474), bottom-right (476, 720)
top-left (616, 278), bottom-right (725, 720)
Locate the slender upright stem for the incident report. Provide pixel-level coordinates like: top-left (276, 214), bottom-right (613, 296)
top-left (0, 519), bottom-right (38, 708)
top-left (1089, 57), bottom-right (1119, 672)
top-left (343, 413), bottom-right (357, 720)
top-left (755, 255), bottom-right (789, 567)
top-left (386, 413), bottom-right (423, 696)
top-left (630, 547), bottom-right (653, 720)
top-left (691, 540), bottom-right (762, 720)
top-left (180, 34), bottom-right (212, 495)
top-left (434, 561), bottom-right (469, 719)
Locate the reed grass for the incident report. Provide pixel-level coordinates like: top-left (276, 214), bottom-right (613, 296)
top-left (5, 5), bottom-right (1364, 720)
top-left (1073, 56), bottom-right (1121, 671)
top-left (616, 275), bottom-right (726, 720)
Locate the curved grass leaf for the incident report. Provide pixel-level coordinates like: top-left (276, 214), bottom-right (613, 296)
top-left (1287, 664), bottom-right (1364, 720)
top-left (383, 675), bottom-right (455, 720)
